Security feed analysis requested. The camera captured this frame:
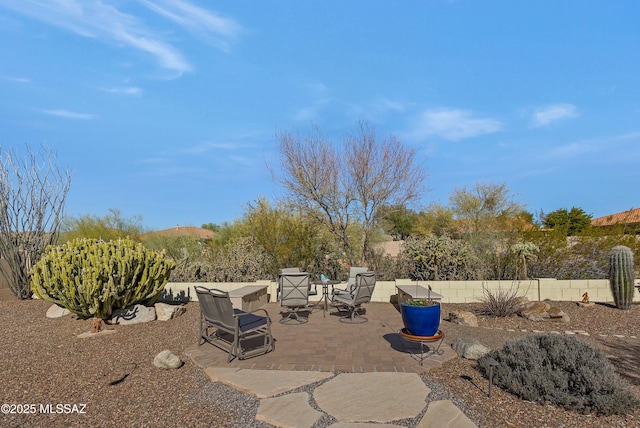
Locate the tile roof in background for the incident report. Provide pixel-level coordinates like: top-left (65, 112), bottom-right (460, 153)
top-left (591, 207), bottom-right (640, 227)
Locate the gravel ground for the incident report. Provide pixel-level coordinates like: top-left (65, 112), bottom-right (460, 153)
top-left (0, 299), bottom-right (639, 427)
top-left (435, 301), bottom-right (640, 428)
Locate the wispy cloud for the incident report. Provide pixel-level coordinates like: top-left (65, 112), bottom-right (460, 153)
top-left (2, 75), bottom-right (31, 83)
top-left (100, 86), bottom-right (142, 95)
top-left (532, 103), bottom-right (578, 127)
top-left (411, 108), bottom-right (502, 141)
top-left (183, 141), bottom-right (256, 154)
top-left (295, 106), bottom-right (318, 122)
top-left (542, 131), bottom-right (640, 161)
top-left (42, 109), bottom-right (95, 120)
top-left (375, 97), bottom-right (405, 113)
top-left (139, 0), bottom-right (242, 52)
top-left (0, 0), bottom-right (241, 74)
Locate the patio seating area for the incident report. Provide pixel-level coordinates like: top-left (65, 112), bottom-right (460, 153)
top-left (185, 300), bottom-right (455, 373)
top-left (183, 274), bottom-right (477, 426)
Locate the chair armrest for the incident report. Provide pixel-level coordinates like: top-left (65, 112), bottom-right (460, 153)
top-left (309, 283), bottom-right (318, 296)
top-left (236, 308), bottom-right (271, 321)
top-left (331, 284), bottom-right (349, 295)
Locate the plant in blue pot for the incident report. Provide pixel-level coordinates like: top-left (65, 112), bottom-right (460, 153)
top-left (400, 284), bottom-right (441, 337)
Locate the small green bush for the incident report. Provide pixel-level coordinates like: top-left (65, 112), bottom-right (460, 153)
top-left (31, 238), bottom-right (176, 319)
top-left (479, 334), bottom-right (639, 415)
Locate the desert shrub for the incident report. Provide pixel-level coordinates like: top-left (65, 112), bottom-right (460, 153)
top-left (404, 234), bottom-right (481, 281)
top-left (365, 246), bottom-right (412, 281)
top-left (477, 282), bottom-right (526, 317)
top-left (30, 238), bottom-right (176, 319)
top-left (479, 334), bottom-right (639, 415)
top-left (527, 232), bottom-right (640, 280)
top-left (209, 236), bottom-right (272, 281)
top-left (59, 209), bottom-right (143, 243)
top-left (169, 261), bottom-right (216, 282)
top-left (142, 234), bottom-right (213, 282)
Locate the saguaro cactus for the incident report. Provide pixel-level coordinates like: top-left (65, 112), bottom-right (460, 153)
top-left (608, 245), bottom-right (635, 310)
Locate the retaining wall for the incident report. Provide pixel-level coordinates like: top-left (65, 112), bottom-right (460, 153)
top-left (163, 278), bottom-right (640, 304)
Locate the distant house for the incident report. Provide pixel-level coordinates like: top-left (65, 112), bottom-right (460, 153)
top-left (591, 208), bottom-right (640, 232)
top-left (373, 240), bottom-right (405, 258)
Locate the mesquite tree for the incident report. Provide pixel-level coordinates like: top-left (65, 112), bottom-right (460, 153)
top-left (273, 122), bottom-right (425, 265)
top-left (0, 145), bottom-right (71, 299)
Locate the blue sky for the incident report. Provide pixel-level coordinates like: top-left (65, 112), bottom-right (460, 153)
top-left (1, 1), bottom-right (639, 230)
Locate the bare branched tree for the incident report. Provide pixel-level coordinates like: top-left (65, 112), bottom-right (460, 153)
top-left (0, 145), bottom-right (71, 299)
top-left (273, 122), bottom-right (425, 265)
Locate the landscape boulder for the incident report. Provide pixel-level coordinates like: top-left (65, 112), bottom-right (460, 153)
top-left (448, 310), bottom-right (478, 327)
top-left (110, 304), bottom-right (156, 325)
top-left (518, 301), bottom-right (570, 323)
top-left (519, 301), bottom-right (551, 322)
top-left (512, 296), bottom-right (530, 312)
top-left (545, 306), bottom-right (570, 323)
top-left (153, 350), bottom-right (183, 369)
top-left (154, 302), bottom-right (186, 321)
top-left (452, 337), bottom-right (491, 360)
top-left (46, 304), bottom-right (71, 319)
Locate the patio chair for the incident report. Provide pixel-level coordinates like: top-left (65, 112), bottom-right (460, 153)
top-left (332, 271), bottom-right (377, 324)
top-left (331, 266), bottom-right (369, 297)
top-left (194, 286), bottom-right (274, 362)
top-left (280, 267), bottom-right (317, 297)
top-left (278, 271), bottom-right (311, 324)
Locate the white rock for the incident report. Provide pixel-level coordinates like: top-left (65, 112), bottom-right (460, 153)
top-left (154, 302), bottom-right (186, 321)
top-left (153, 350), bottom-right (183, 369)
top-left (110, 304), bottom-right (156, 325)
top-left (46, 304), bottom-right (71, 318)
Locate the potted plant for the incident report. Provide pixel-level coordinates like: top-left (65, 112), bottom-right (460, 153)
top-left (400, 284), bottom-right (441, 337)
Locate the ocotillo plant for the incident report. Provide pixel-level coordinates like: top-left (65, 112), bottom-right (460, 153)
top-left (30, 237), bottom-right (176, 319)
top-left (608, 245), bottom-right (635, 310)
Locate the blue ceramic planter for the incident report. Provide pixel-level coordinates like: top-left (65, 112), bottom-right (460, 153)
top-left (400, 301), bottom-right (441, 337)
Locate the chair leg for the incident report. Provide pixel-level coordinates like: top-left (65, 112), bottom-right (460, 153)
top-left (229, 337), bottom-right (239, 362)
top-left (338, 306), bottom-right (368, 324)
top-left (279, 307), bottom-right (309, 324)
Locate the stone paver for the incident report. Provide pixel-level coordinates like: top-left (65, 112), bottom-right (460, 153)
top-left (313, 372), bottom-right (431, 423)
top-left (416, 400), bottom-right (477, 428)
top-left (188, 302), bottom-right (478, 427)
top-left (204, 367), bottom-right (333, 398)
top-left (256, 392), bottom-right (322, 428)
top-left (330, 423), bottom-right (403, 427)
top-left (188, 302), bottom-right (456, 373)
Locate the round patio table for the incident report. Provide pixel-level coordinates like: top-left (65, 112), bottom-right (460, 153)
top-left (311, 280), bottom-right (341, 317)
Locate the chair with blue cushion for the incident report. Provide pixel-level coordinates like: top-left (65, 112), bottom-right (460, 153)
top-left (195, 286), bottom-right (274, 362)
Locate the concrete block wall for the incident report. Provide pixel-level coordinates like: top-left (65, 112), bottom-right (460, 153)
top-left (165, 277), bottom-right (640, 305)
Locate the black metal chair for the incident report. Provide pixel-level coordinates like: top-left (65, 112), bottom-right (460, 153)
top-left (194, 286), bottom-right (274, 362)
top-left (331, 271), bottom-right (377, 323)
top-left (278, 271), bottom-right (311, 324)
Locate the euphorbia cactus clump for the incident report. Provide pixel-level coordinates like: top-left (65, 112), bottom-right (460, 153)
top-left (31, 237), bottom-right (176, 319)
